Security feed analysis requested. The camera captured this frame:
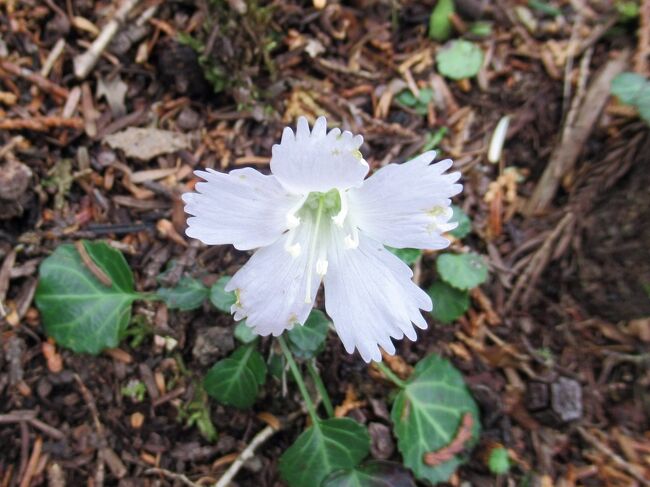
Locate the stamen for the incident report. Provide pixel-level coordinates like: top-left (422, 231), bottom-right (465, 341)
top-left (316, 246), bottom-right (328, 276)
top-left (286, 194), bottom-right (308, 229)
top-left (344, 226), bottom-right (359, 249)
top-left (332, 190), bottom-right (348, 227)
top-left (316, 259), bottom-right (328, 275)
top-left (305, 197), bottom-right (325, 303)
top-left (284, 228), bottom-right (301, 257)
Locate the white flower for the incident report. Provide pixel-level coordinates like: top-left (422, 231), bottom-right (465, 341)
top-left (183, 117), bottom-right (462, 362)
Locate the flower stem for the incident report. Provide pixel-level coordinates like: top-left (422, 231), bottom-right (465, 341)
top-left (374, 361), bottom-right (407, 388)
top-left (306, 360), bottom-right (334, 418)
top-left (278, 336), bottom-right (320, 424)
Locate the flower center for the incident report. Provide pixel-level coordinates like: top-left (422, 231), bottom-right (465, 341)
top-left (283, 189), bottom-right (359, 303)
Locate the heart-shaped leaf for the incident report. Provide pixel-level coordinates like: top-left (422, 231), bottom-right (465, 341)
top-left (387, 247), bottom-right (422, 266)
top-left (210, 276), bottom-right (236, 313)
top-left (157, 276), bottom-right (208, 310)
top-left (279, 418), bottom-right (370, 487)
top-left (428, 281), bottom-right (470, 324)
top-left (323, 461), bottom-right (416, 487)
top-left (436, 252), bottom-right (488, 290)
top-left (436, 40), bottom-right (483, 80)
top-left (35, 241), bottom-right (139, 354)
top-left (203, 345), bottom-right (266, 409)
top-left (287, 309), bottom-right (330, 359)
top-left (391, 354), bottom-right (481, 484)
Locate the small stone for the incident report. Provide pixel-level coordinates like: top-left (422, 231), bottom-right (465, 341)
top-left (551, 377), bottom-right (582, 422)
top-left (192, 327), bottom-right (235, 366)
top-left (0, 159), bottom-right (32, 201)
top-left (526, 377), bottom-right (582, 424)
top-left (177, 106), bottom-right (200, 131)
top-left (368, 422), bottom-right (395, 460)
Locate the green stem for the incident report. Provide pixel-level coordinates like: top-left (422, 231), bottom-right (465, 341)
top-left (306, 360), bottom-right (334, 418)
top-left (278, 336), bottom-right (320, 424)
top-left (374, 361), bottom-right (407, 388)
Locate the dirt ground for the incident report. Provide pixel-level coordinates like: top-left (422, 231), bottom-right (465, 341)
top-left (1, 0), bottom-right (649, 486)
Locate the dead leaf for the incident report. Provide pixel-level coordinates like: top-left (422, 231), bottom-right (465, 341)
top-left (334, 385), bottom-right (366, 418)
top-left (96, 75), bottom-right (128, 117)
top-left (103, 127), bottom-right (191, 161)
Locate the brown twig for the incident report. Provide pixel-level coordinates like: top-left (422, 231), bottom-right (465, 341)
top-left (636, 0), bottom-right (650, 75)
top-left (145, 468), bottom-right (201, 487)
top-left (0, 117), bottom-right (84, 131)
top-left (19, 436), bottom-right (42, 487)
top-left (73, 0), bottom-right (142, 79)
top-left (0, 60), bottom-right (69, 100)
top-left (525, 50), bottom-right (629, 215)
top-left (577, 427), bottom-right (648, 485)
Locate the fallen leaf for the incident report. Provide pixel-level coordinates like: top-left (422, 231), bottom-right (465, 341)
top-left (103, 127), bottom-right (191, 161)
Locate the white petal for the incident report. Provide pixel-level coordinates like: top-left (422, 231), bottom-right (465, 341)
top-left (183, 167), bottom-right (302, 250)
top-left (225, 218), bottom-right (323, 336)
top-left (270, 116), bottom-right (369, 193)
top-left (348, 151), bottom-right (462, 250)
top-left (324, 227), bottom-right (431, 363)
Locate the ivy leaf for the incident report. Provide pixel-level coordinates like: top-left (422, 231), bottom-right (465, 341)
top-left (391, 354), bottom-right (481, 484)
top-left (287, 309), bottom-right (330, 359)
top-left (35, 241), bottom-right (139, 354)
top-left (437, 252), bottom-right (488, 290)
top-left (210, 276), bottom-right (236, 313)
top-left (428, 281), bottom-right (470, 324)
top-left (449, 205), bottom-right (471, 239)
top-left (231, 345), bottom-right (267, 386)
top-left (436, 40), bottom-right (483, 80)
top-left (203, 345), bottom-right (265, 408)
top-left (323, 461), bottom-right (416, 487)
top-left (157, 276), bottom-right (208, 310)
top-left (429, 0), bottom-right (455, 41)
top-left (387, 247), bottom-right (422, 266)
top-left (279, 418), bottom-right (370, 487)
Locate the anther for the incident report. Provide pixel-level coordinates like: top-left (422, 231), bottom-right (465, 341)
top-left (332, 190), bottom-right (348, 227)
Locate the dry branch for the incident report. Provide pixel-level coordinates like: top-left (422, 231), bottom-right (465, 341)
top-left (525, 50), bottom-right (629, 215)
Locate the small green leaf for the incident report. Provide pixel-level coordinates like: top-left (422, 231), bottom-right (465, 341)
top-left (429, 0), bottom-right (455, 41)
top-left (436, 40), bottom-right (483, 80)
top-left (449, 205), bottom-right (471, 239)
top-left (157, 276), bottom-right (208, 310)
top-left (469, 21), bottom-right (493, 37)
top-left (396, 89), bottom-right (434, 116)
top-left (387, 247), bottom-right (422, 266)
top-left (391, 354), bottom-right (481, 484)
top-left (428, 281), bottom-right (470, 323)
top-left (611, 72), bottom-right (650, 124)
top-left (422, 127), bottom-right (448, 152)
top-left (210, 276), bottom-right (236, 313)
top-left (287, 309), bottom-right (330, 359)
top-left (203, 345), bottom-right (265, 409)
top-left (323, 461), bottom-right (416, 487)
top-left (528, 0), bottom-right (561, 16)
top-left (488, 447), bottom-right (510, 475)
top-left (611, 72), bottom-right (647, 105)
top-left (437, 252), bottom-right (488, 290)
top-left (279, 418), bottom-right (370, 487)
top-left (35, 241), bottom-right (139, 354)
top-left (234, 321), bottom-right (257, 344)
